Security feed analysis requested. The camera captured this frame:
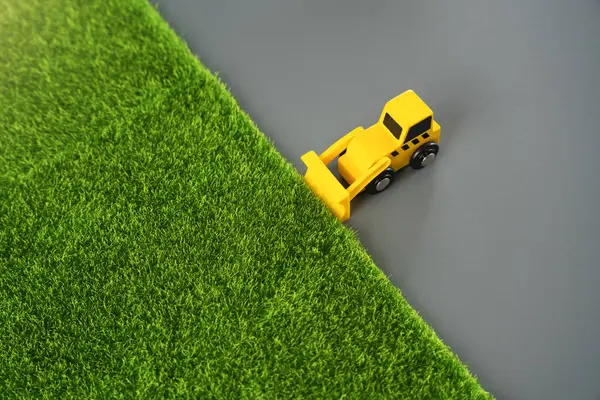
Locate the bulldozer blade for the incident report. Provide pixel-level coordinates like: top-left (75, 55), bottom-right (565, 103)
top-left (301, 150), bottom-right (350, 222)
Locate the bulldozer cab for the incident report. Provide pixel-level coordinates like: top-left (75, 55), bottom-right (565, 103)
top-left (340, 90), bottom-right (435, 178)
top-left (378, 91), bottom-right (436, 170)
top-left (378, 90), bottom-right (434, 146)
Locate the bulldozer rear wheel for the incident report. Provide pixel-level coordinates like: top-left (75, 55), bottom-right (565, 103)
top-left (410, 142), bottom-right (439, 169)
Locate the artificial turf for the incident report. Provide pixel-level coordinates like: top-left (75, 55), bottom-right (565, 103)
top-left (0, 0), bottom-right (491, 398)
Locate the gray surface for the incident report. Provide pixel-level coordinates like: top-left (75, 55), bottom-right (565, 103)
top-left (156, 1), bottom-right (600, 399)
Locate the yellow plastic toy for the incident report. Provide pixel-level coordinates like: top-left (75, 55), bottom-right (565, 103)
top-left (301, 89), bottom-right (440, 222)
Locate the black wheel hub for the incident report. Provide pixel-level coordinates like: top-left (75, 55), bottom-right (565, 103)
top-left (366, 167), bottom-right (395, 194)
top-left (410, 142), bottom-right (439, 169)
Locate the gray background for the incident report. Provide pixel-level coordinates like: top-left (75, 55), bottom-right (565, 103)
top-left (155, 1), bottom-right (600, 399)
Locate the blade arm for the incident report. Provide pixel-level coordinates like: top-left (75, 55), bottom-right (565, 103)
top-left (318, 126), bottom-right (363, 165)
top-left (346, 158), bottom-right (391, 200)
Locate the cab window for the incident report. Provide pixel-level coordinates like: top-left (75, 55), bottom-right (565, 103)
top-left (383, 113), bottom-right (403, 139)
top-left (404, 116), bottom-right (432, 143)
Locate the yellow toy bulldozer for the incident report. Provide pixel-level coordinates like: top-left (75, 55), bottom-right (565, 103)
top-left (301, 90), bottom-right (441, 222)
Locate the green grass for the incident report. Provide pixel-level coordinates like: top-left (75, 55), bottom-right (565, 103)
top-left (0, 0), bottom-right (491, 398)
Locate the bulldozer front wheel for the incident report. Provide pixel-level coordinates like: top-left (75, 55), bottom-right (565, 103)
top-left (366, 168), bottom-right (395, 195)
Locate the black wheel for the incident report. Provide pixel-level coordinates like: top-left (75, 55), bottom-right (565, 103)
top-left (410, 142), bottom-right (439, 170)
top-left (366, 167), bottom-right (395, 195)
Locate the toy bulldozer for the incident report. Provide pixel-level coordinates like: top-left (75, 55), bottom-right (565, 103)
top-left (301, 90), bottom-right (441, 222)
